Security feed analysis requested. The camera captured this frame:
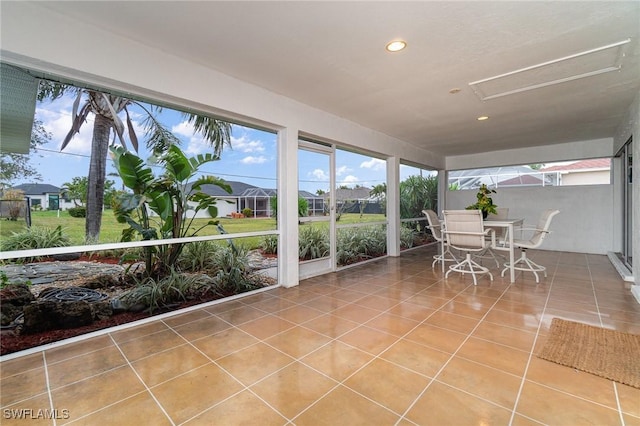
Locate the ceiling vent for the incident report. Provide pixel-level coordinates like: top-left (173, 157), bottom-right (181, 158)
top-left (469, 39), bottom-right (630, 101)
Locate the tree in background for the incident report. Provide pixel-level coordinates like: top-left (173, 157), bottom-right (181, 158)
top-left (0, 120), bottom-right (50, 188)
top-left (369, 183), bottom-right (387, 215)
top-left (61, 176), bottom-right (116, 208)
top-left (399, 175), bottom-right (438, 219)
top-left (38, 82), bottom-right (231, 243)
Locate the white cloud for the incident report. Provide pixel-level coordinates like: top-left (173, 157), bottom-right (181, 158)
top-left (231, 135), bottom-right (265, 153)
top-left (240, 155), bottom-right (267, 165)
top-left (360, 158), bottom-right (386, 171)
top-left (172, 120), bottom-right (194, 138)
top-left (310, 169), bottom-right (329, 181)
top-left (336, 165), bottom-right (351, 177)
top-left (36, 106), bottom-right (94, 155)
top-left (339, 175), bottom-right (359, 186)
top-left (170, 120), bottom-right (210, 155)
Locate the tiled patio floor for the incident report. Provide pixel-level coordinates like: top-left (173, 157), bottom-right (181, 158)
top-left (1, 246), bottom-right (639, 425)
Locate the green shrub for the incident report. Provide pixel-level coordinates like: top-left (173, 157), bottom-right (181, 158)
top-left (260, 234), bottom-right (278, 255)
top-left (177, 241), bottom-right (222, 272)
top-left (298, 197), bottom-right (309, 217)
top-left (209, 245), bottom-right (264, 294)
top-left (336, 225), bottom-right (386, 266)
top-left (298, 225), bottom-right (329, 261)
top-left (68, 207), bottom-right (86, 218)
top-left (241, 207), bottom-right (253, 217)
top-left (400, 225), bottom-right (416, 249)
top-left (119, 268), bottom-right (210, 314)
top-left (1, 226), bottom-right (71, 262)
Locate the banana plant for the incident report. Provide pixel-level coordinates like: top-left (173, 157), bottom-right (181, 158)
top-left (110, 144), bottom-right (232, 277)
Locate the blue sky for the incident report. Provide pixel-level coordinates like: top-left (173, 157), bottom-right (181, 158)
top-left (29, 92), bottom-right (429, 194)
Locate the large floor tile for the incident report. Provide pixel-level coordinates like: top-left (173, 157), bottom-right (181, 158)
top-left (293, 384), bottom-right (399, 426)
top-left (404, 381), bottom-right (512, 425)
top-left (516, 380), bottom-right (621, 425)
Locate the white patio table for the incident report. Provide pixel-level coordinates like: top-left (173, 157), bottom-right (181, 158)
top-left (483, 218), bottom-right (523, 283)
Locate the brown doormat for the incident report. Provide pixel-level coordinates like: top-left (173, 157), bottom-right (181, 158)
top-left (538, 318), bottom-right (640, 389)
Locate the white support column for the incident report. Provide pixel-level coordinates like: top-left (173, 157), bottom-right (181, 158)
top-left (387, 156), bottom-right (401, 257)
top-left (438, 169), bottom-right (447, 214)
top-left (278, 127), bottom-right (300, 288)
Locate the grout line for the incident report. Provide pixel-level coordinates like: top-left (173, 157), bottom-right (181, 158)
top-left (108, 335), bottom-right (176, 426)
top-left (41, 352), bottom-right (56, 426)
top-left (612, 363), bottom-right (626, 425)
top-left (585, 254), bottom-right (605, 328)
top-left (507, 250), bottom-right (559, 425)
top-left (396, 278), bottom-right (515, 424)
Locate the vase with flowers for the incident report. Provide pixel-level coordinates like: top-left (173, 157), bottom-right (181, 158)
top-left (466, 184), bottom-right (497, 219)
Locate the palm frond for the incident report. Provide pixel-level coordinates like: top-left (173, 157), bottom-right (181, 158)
top-left (37, 81), bottom-right (77, 102)
top-left (185, 115), bottom-right (232, 157)
top-left (124, 108), bottom-right (139, 152)
top-left (141, 114), bottom-right (181, 154)
top-left (60, 103), bottom-right (92, 151)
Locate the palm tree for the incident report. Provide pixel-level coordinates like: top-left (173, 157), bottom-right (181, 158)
top-left (369, 183), bottom-right (387, 216)
top-left (37, 82), bottom-right (231, 242)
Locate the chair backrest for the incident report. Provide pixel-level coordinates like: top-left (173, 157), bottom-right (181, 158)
top-left (528, 209), bottom-right (560, 247)
top-left (488, 207), bottom-right (509, 220)
top-left (422, 209), bottom-right (443, 241)
top-left (443, 210), bottom-right (487, 249)
top-left (487, 207), bottom-right (509, 239)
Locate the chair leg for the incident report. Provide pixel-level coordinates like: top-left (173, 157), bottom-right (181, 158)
top-left (474, 247), bottom-right (503, 268)
top-left (446, 253), bottom-right (493, 285)
top-left (502, 249), bottom-right (546, 283)
top-left (431, 245), bottom-right (458, 270)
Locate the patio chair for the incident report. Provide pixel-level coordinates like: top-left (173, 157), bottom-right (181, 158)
top-left (423, 209), bottom-right (457, 270)
top-left (501, 209), bottom-right (560, 283)
top-left (443, 210), bottom-right (496, 285)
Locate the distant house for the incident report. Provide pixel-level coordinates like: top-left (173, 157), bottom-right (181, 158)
top-left (188, 180), bottom-right (325, 218)
top-left (322, 186), bottom-right (383, 214)
top-left (541, 158), bottom-right (611, 186)
top-left (8, 183), bottom-right (76, 210)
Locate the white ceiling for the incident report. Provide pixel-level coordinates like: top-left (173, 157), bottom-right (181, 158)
top-left (35, 1), bottom-right (640, 157)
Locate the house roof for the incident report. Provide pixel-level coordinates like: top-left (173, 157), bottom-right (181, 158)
top-left (195, 180), bottom-right (258, 197)
top-left (195, 181), bottom-right (324, 200)
top-left (541, 158), bottom-right (611, 172)
top-left (10, 183), bottom-right (61, 195)
top-left (498, 174), bottom-right (545, 187)
top-left (325, 187), bottom-right (373, 202)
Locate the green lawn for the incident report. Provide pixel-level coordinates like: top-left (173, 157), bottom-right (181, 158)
top-left (0, 210), bottom-right (387, 250)
top-left (0, 210), bottom-right (277, 247)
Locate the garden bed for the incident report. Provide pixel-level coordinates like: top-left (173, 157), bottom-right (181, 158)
top-left (0, 290), bottom-right (242, 356)
top-left (0, 250), bottom-right (277, 356)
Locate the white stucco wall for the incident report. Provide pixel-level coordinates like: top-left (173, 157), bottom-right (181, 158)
top-left (560, 170), bottom-right (610, 186)
top-left (445, 185), bottom-right (614, 254)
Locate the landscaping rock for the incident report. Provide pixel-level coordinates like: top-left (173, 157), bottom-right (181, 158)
top-left (51, 252), bottom-right (82, 261)
top-left (0, 284), bottom-right (35, 326)
top-left (83, 274), bottom-right (122, 290)
top-left (23, 300), bottom-right (94, 334)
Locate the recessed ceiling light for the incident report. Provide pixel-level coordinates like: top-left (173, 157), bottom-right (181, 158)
top-left (477, 116), bottom-right (490, 121)
top-left (386, 40), bottom-right (407, 52)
